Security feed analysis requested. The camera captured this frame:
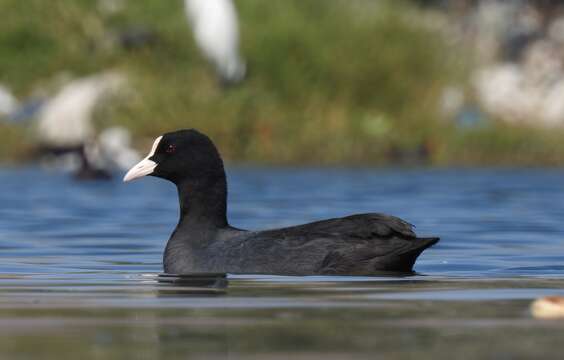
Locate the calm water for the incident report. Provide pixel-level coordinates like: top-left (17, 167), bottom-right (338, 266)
top-left (1, 167), bottom-right (564, 359)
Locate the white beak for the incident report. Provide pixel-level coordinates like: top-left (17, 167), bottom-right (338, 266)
top-left (123, 136), bottom-right (162, 183)
top-left (123, 158), bottom-right (157, 182)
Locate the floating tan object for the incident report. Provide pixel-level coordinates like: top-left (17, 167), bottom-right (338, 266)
top-left (531, 296), bottom-right (564, 319)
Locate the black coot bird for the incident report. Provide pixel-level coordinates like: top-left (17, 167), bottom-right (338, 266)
top-left (124, 129), bottom-right (439, 275)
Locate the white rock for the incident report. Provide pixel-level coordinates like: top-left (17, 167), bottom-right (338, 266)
top-left (36, 72), bottom-right (126, 147)
top-left (97, 126), bottom-right (141, 170)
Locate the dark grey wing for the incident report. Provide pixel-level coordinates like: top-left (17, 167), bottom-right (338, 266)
top-left (254, 213), bottom-right (435, 275)
top-left (229, 213), bottom-right (436, 275)
top-left (262, 213), bottom-right (416, 239)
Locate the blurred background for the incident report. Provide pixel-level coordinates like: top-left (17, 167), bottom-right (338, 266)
top-left (3, 0), bottom-right (564, 170)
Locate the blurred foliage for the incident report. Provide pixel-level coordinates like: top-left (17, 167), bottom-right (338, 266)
top-left (2, 0), bottom-right (563, 165)
top-left (439, 123), bottom-right (564, 166)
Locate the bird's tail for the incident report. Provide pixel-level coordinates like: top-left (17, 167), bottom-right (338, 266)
top-left (404, 237), bottom-right (439, 256)
top-left (391, 237), bottom-right (440, 272)
top-left (415, 236), bottom-right (440, 249)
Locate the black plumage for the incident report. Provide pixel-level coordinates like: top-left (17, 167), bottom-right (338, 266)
top-left (124, 129), bottom-right (439, 275)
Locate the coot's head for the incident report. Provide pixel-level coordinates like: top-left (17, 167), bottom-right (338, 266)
top-left (123, 129), bottom-right (225, 184)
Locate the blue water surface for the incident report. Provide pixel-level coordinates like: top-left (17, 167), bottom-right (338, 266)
top-left (2, 167), bottom-right (564, 359)
top-left (1, 167), bottom-right (563, 278)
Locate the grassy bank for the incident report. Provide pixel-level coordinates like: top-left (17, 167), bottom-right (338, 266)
top-left (2, 0), bottom-right (564, 165)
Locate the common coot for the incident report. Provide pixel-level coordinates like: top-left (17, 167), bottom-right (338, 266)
top-left (124, 129), bottom-right (439, 275)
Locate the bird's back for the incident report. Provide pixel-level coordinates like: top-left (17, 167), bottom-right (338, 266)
top-left (210, 213), bottom-right (439, 275)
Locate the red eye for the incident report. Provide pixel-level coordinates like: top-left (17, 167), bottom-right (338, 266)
top-left (166, 144), bottom-right (176, 154)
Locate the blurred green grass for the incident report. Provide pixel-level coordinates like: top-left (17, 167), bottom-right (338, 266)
top-left (2, 0), bottom-right (564, 165)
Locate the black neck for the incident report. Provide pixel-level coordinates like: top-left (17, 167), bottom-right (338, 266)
top-left (176, 175), bottom-right (228, 228)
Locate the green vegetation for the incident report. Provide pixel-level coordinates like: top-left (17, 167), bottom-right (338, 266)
top-left (2, 0), bottom-right (564, 165)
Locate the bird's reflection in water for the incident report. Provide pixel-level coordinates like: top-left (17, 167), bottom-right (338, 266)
top-left (153, 273), bottom-right (231, 358)
top-left (156, 273), bottom-right (228, 296)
